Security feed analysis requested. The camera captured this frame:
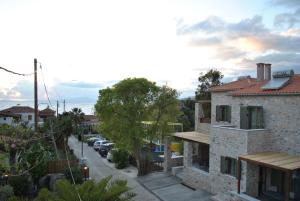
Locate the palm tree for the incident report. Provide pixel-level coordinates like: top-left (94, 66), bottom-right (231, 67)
top-left (34, 176), bottom-right (135, 201)
top-left (70, 108), bottom-right (85, 135)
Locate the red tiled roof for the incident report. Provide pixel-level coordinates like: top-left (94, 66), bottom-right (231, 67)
top-left (0, 106), bottom-right (35, 114)
top-left (232, 75), bottom-right (300, 96)
top-left (0, 111), bottom-right (21, 118)
top-left (39, 107), bottom-right (55, 116)
top-left (83, 115), bottom-right (97, 122)
top-left (210, 78), bottom-right (258, 92)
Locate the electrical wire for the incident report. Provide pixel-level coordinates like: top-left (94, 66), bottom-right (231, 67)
top-left (64, 140), bottom-right (83, 201)
top-left (39, 63), bottom-right (54, 109)
top-left (0, 66), bottom-right (33, 76)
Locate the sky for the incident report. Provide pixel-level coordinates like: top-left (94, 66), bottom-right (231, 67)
top-left (0, 0), bottom-right (299, 104)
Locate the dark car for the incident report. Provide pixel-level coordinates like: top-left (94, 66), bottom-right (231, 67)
top-left (98, 143), bottom-right (114, 157)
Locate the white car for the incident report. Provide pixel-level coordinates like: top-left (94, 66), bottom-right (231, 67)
top-left (93, 140), bottom-right (109, 151)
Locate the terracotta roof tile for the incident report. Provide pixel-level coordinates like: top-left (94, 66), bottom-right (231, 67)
top-left (0, 106), bottom-right (35, 114)
top-left (210, 78), bottom-right (258, 92)
top-left (39, 107), bottom-right (56, 116)
top-left (232, 75), bottom-right (300, 96)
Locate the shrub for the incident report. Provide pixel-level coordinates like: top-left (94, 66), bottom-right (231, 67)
top-left (64, 166), bottom-right (83, 184)
top-left (112, 149), bottom-right (129, 169)
top-left (8, 176), bottom-right (31, 197)
top-left (0, 185), bottom-right (14, 201)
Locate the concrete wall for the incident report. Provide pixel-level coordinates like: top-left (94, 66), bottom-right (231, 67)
top-left (18, 112), bottom-right (35, 126)
top-left (0, 117), bottom-right (14, 125)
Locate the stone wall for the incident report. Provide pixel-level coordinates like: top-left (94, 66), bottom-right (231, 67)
top-left (182, 167), bottom-right (211, 192)
top-left (211, 93), bottom-right (300, 155)
top-left (209, 126), bottom-right (270, 194)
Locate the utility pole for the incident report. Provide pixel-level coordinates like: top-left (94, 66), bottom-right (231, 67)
top-left (50, 120), bottom-right (59, 159)
top-left (63, 99), bottom-right (66, 112)
top-left (34, 58), bottom-right (38, 131)
top-left (56, 100), bottom-right (59, 117)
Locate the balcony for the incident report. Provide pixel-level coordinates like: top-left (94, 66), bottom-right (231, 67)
top-left (211, 125), bottom-right (271, 154)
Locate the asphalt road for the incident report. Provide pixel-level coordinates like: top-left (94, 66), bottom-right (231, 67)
top-left (68, 136), bottom-right (160, 201)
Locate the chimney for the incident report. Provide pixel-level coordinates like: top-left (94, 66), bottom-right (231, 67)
top-left (264, 63), bottom-right (272, 81)
top-left (257, 63), bottom-right (264, 82)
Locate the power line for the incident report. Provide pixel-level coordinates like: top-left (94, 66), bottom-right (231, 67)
top-left (39, 63), bottom-right (54, 108)
top-left (0, 66), bottom-right (33, 76)
top-left (64, 141), bottom-right (83, 201)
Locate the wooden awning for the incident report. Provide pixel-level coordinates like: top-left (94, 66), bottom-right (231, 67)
top-left (239, 152), bottom-right (300, 171)
top-left (173, 131), bottom-right (209, 144)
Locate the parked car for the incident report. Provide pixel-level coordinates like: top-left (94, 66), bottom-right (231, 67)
top-left (87, 137), bottom-right (104, 146)
top-left (93, 140), bottom-right (109, 151)
top-left (107, 148), bottom-right (117, 162)
top-left (98, 143), bottom-right (114, 157)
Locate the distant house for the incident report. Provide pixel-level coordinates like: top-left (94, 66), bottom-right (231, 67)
top-left (39, 107), bottom-right (56, 122)
top-left (0, 106), bottom-right (35, 127)
top-left (80, 115), bottom-right (99, 134)
top-left (0, 106), bottom-right (56, 127)
top-left (0, 111), bottom-right (21, 125)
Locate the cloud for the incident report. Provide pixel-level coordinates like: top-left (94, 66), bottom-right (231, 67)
top-left (215, 46), bottom-right (247, 60)
top-left (274, 8), bottom-right (300, 28)
top-left (271, 0), bottom-right (300, 8)
top-left (177, 15), bottom-right (300, 73)
top-left (177, 16), bottom-right (225, 35)
top-left (238, 53), bottom-right (300, 72)
top-left (59, 81), bottom-right (103, 88)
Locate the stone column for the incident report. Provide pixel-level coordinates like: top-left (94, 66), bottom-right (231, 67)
top-left (184, 141), bottom-right (193, 167)
top-left (163, 136), bottom-right (172, 172)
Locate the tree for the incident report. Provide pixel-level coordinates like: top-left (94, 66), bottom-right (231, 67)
top-left (18, 142), bottom-right (53, 184)
top-left (195, 69), bottom-right (223, 100)
top-left (34, 176), bottom-right (135, 201)
top-left (69, 108), bottom-right (85, 136)
top-left (178, 98), bottom-right (195, 131)
top-left (95, 78), bottom-right (180, 176)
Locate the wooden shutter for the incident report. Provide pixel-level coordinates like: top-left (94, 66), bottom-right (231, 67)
top-left (227, 106), bottom-right (231, 123)
top-left (216, 106), bottom-right (221, 122)
top-left (240, 106), bottom-right (249, 129)
top-left (220, 156), bottom-right (227, 173)
top-left (257, 107), bottom-right (264, 129)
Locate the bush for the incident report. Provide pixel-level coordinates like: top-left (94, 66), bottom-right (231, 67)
top-left (112, 149), bottom-right (129, 169)
top-left (64, 166), bottom-right (83, 184)
top-left (0, 185), bottom-right (14, 201)
top-left (8, 176), bottom-right (30, 197)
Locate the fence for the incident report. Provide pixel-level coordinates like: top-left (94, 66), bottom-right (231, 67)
top-left (47, 159), bottom-right (78, 174)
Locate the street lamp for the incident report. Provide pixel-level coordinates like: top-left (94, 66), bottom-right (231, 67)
top-left (4, 174), bottom-right (8, 185)
top-left (83, 166), bottom-right (88, 181)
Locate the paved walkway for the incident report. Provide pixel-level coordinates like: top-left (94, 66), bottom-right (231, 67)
top-left (137, 172), bottom-right (213, 201)
top-left (68, 136), bottom-right (160, 201)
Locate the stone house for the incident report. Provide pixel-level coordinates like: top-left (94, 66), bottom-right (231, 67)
top-left (169, 63), bottom-right (300, 201)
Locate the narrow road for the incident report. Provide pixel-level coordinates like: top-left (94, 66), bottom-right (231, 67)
top-left (68, 136), bottom-right (160, 201)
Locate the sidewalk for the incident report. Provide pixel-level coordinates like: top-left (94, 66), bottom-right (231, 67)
top-left (137, 172), bottom-right (213, 201)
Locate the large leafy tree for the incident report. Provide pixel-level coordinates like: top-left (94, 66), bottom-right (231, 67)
top-left (95, 78), bottom-right (180, 176)
top-left (195, 69), bottom-right (223, 100)
top-left (34, 176), bottom-right (135, 201)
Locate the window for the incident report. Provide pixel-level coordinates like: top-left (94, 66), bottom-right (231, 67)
top-left (216, 105), bottom-right (231, 122)
top-left (240, 106), bottom-right (264, 129)
top-left (221, 156), bottom-right (237, 177)
top-left (28, 115), bottom-right (32, 121)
